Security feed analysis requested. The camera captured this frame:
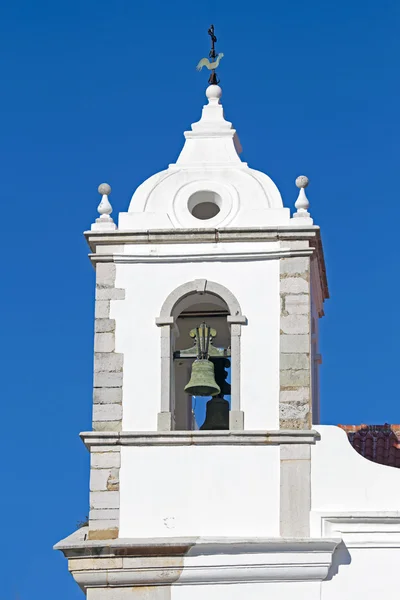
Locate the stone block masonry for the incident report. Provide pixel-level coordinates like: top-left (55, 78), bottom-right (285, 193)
top-left (93, 263), bottom-right (124, 433)
top-left (278, 249), bottom-right (314, 537)
top-left (279, 255), bottom-right (311, 429)
top-left (89, 262), bottom-right (125, 540)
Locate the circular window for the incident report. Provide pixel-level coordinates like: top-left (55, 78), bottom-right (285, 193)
top-left (188, 190), bottom-right (222, 220)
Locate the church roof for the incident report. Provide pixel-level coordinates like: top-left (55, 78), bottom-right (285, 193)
top-left (117, 84), bottom-right (295, 231)
top-left (338, 424), bottom-right (400, 468)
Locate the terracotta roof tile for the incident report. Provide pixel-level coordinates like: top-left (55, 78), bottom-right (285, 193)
top-left (338, 424), bottom-right (400, 468)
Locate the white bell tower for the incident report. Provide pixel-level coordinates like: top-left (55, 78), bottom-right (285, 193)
top-left (55, 81), bottom-right (336, 599)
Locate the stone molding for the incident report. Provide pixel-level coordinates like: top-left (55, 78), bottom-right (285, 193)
top-left (159, 279), bottom-right (244, 321)
top-left (85, 225), bottom-right (324, 247)
top-left (55, 528), bottom-right (340, 590)
top-left (311, 511), bottom-right (400, 548)
top-left (89, 248), bottom-right (313, 265)
top-left (81, 429), bottom-right (320, 448)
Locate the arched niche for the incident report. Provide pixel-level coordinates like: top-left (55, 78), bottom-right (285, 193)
top-left (156, 279), bottom-right (247, 431)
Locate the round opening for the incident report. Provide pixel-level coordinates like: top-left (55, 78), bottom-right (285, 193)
top-left (188, 190), bottom-right (222, 220)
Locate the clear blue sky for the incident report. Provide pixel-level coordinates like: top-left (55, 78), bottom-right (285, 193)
top-left (1, 0), bottom-right (399, 597)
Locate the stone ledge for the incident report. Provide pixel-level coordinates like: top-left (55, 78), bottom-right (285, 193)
top-left (55, 528), bottom-right (340, 588)
top-left (80, 429), bottom-right (320, 449)
top-left (55, 528), bottom-right (339, 554)
top-left (84, 225), bottom-right (321, 249)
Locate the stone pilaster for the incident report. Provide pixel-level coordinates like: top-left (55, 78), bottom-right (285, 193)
top-left (89, 445), bottom-right (120, 540)
top-left (89, 262), bottom-right (125, 540)
top-left (279, 254), bottom-right (311, 429)
top-left (93, 263), bottom-right (124, 432)
top-left (278, 246), bottom-right (316, 536)
top-left (280, 443), bottom-right (311, 537)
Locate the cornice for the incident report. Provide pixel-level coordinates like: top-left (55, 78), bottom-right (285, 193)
top-left (55, 529), bottom-right (340, 589)
top-left (89, 247), bottom-right (314, 265)
top-left (84, 224), bottom-right (328, 307)
top-left (84, 225), bottom-right (321, 252)
top-left (80, 429), bottom-right (321, 450)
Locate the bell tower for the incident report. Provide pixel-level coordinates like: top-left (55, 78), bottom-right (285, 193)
top-left (55, 43), bottom-right (335, 599)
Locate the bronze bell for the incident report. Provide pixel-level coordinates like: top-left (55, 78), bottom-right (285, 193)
top-left (200, 396), bottom-right (230, 430)
top-left (184, 359), bottom-right (221, 397)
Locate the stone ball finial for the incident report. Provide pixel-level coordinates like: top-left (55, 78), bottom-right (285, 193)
top-left (97, 182), bottom-right (113, 218)
top-left (91, 180), bottom-right (116, 230)
top-left (206, 85), bottom-right (222, 101)
top-left (295, 175), bottom-right (309, 189)
top-left (98, 183), bottom-right (111, 196)
top-left (293, 174), bottom-right (313, 224)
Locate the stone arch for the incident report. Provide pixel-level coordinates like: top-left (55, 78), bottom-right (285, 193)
top-left (158, 279), bottom-right (245, 323)
top-left (156, 279), bottom-right (247, 432)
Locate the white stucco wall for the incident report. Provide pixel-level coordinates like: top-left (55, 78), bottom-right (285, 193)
top-left (321, 547), bottom-right (400, 598)
top-left (171, 582), bottom-right (320, 600)
top-left (310, 426), bottom-right (400, 597)
top-left (115, 426), bottom-right (400, 592)
top-left (112, 243), bottom-right (281, 431)
top-left (311, 426), bottom-right (400, 514)
top-left (119, 444), bottom-right (280, 538)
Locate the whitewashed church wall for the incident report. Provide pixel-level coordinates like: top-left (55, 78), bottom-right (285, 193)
top-left (311, 425), bottom-right (400, 514)
top-left (311, 426), bottom-right (400, 598)
top-left (171, 582), bottom-right (320, 600)
top-left (87, 582), bottom-right (320, 600)
top-left (119, 445), bottom-right (280, 538)
top-left (112, 250), bottom-right (280, 431)
top-left (321, 548), bottom-right (400, 598)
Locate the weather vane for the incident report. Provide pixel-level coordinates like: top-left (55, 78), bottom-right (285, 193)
top-left (196, 24), bottom-right (224, 85)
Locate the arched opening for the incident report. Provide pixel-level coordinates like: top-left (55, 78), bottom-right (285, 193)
top-left (156, 280), bottom-right (246, 432)
top-left (173, 293), bottom-right (231, 430)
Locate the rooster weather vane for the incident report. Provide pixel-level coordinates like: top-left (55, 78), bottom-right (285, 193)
top-left (196, 24), bottom-right (224, 85)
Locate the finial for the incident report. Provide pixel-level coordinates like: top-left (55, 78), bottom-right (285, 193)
top-left (205, 84), bottom-right (222, 103)
top-left (97, 183), bottom-right (113, 216)
top-left (292, 175), bottom-right (313, 224)
top-left (90, 183), bottom-right (117, 231)
top-left (295, 176), bottom-right (309, 190)
top-left (196, 24), bottom-right (224, 85)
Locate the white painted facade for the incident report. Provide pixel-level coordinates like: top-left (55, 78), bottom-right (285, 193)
top-left (55, 83), bottom-right (400, 598)
top-left (120, 445), bottom-right (280, 538)
top-left (113, 255), bottom-right (280, 431)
